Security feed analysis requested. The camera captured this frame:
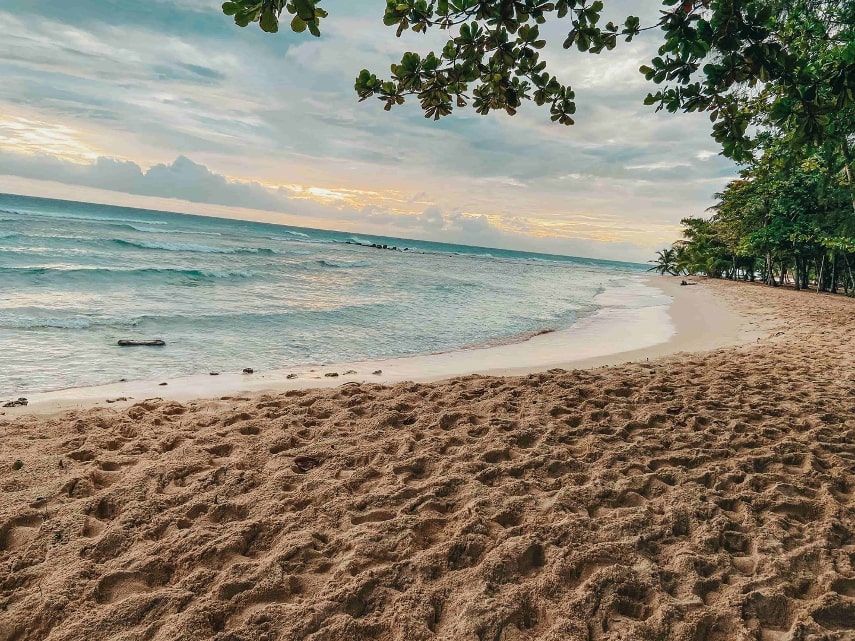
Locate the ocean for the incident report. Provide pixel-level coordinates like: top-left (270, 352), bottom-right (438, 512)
top-left (0, 193), bottom-right (663, 395)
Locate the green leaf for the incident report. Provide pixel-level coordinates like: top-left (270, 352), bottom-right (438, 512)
top-left (260, 7), bottom-right (279, 33)
top-left (291, 14), bottom-right (307, 32)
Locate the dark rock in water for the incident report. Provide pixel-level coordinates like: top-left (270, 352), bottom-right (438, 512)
top-left (324, 372), bottom-right (339, 378)
top-left (372, 370), bottom-right (383, 375)
top-left (243, 368), bottom-right (254, 374)
top-left (286, 374), bottom-right (298, 379)
top-left (119, 378), bottom-right (127, 382)
top-left (2, 398), bottom-right (28, 408)
top-left (118, 339), bottom-right (165, 347)
top-left (209, 372), bottom-right (220, 376)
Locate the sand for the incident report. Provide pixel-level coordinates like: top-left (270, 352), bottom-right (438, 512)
top-left (1, 279), bottom-right (854, 640)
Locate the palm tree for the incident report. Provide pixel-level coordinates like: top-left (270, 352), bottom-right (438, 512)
top-left (673, 242), bottom-right (691, 275)
top-left (648, 248), bottom-right (679, 275)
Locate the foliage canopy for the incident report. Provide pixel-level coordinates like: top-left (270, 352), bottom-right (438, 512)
top-left (222, 1), bottom-right (855, 161)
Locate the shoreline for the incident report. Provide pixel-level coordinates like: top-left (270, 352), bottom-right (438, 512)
top-left (4, 276), bottom-right (764, 416)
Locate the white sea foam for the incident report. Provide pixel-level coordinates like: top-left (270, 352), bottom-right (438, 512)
top-left (18, 211), bottom-right (170, 225)
top-left (315, 259), bottom-right (371, 269)
top-left (125, 224), bottom-right (222, 236)
top-left (114, 239), bottom-right (275, 254)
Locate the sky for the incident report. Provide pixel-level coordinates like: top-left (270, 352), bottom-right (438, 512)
top-left (0, 0), bottom-right (739, 262)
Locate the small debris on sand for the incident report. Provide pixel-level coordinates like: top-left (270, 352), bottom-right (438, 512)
top-left (286, 374), bottom-right (298, 379)
top-left (158, 382), bottom-right (168, 386)
top-left (343, 370), bottom-right (357, 375)
top-left (105, 397), bottom-right (128, 404)
top-left (243, 368), bottom-right (254, 374)
top-left (2, 397), bottom-right (28, 408)
top-left (293, 456), bottom-right (320, 472)
top-left (324, 372), bottom-right (339, 378)
top-left (372, 370), bottom-right (383, 375)
top-left (209, 372), bottom-right (220, 376)
top-left (12, 459), bottom-right (23, 470)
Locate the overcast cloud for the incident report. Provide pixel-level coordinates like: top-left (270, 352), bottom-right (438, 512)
top-left (0, 1), bottom-right (737, 261)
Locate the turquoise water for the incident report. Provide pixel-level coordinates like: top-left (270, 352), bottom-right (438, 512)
top-left (0, 193), bottom-right (654, 394)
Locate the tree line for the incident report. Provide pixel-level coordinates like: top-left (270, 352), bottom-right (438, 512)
top-left (650, 125), bottom-right (855, 294)
top-left (647, 1), bottom-right (855, 294)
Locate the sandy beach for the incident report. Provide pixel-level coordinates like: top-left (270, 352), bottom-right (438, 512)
top-left (1, 278), bottom-right (854, 640)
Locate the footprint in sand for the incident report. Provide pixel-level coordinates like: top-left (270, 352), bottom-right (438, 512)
top-left (1, 515), bottom-right (42, 551)
top-left (350, 510), bottom-right (395, 525)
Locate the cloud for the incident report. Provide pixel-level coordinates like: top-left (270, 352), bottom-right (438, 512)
top-left (139, 156), bottom-right (284, 210)
top-left (364, 205), bottom-right (447, 231)
top-left (0, 152), bottom-right (283, 211)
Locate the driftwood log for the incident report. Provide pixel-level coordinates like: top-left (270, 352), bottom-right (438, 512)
top-left (117, 340), bottom-right (166, 347)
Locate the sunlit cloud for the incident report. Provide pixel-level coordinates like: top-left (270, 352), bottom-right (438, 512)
top-left (625, 161), bottom-right (692, 171)
top-left (696, 150), bottom-right (719, 161)
top-left (0, 116), bottom-right (102, 163)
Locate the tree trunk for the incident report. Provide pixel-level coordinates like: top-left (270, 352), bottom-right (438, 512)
top-left (842, 137), bottom-right (855, 216)
top-left (830, 254), bottom-right (838, 294)
top-left (817, 254), bottom-right (825, 293)
top-left (844, 254), bottom-right (855, 294)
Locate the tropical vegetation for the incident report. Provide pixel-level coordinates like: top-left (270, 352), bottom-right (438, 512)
top-left (649, 248), bottom-right (680, 276)
top-left (648, 2), bottom-right (855, 294)
top-left (659, 133), bottom-right (855, 293)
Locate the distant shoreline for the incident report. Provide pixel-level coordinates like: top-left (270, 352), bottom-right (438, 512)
top-left (3, 277), bottom-right (764, 416)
